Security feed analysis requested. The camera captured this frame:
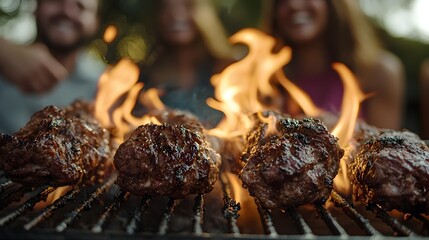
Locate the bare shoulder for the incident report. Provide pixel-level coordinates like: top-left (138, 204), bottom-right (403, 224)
top-left (361, 50), bottom-right (404, 91)
top-left (420, 58), bottom-right (429, 82)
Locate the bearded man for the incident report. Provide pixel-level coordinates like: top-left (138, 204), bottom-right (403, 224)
top-left (0, 0), bottom-right (105, 134)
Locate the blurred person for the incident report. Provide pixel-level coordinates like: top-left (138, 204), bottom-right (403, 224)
top-left (138, 0), bottom-right (238, 128)
top-left (420, 59), bottom-right (429, 139)
top-left (265, 0), bottom-right (404, 130)
top-left (0, 0), bottom-right (104, 134)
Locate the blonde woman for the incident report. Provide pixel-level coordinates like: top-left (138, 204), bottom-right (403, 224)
top-left (138, 0), bottom-right (237, 127)
top-left (265, 0), bottom-right (404, 130)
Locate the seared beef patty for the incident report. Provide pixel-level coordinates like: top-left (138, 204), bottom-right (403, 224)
top-left (240, 115), bottom-right (343, 209)
top-left (0, 102), bottom-right (111, 187)
top-left (350, 130), bottom-right (429, 213)
top-left (114, 121), bottom-right (220, 198)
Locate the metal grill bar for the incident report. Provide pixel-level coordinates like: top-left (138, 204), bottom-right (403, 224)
top-left (254, 199), bottom-right (278, 237)
top-left (286, 207), bottom-right (313, 236)
top-left (330, 191), bottom-right (381, 236)
top-left (0, 184), bottom-right (25, 211)
top-left (0, 186), bottom-right (55, 227)
top-left (158, 198), bottom-right (179, 235)
top-left (192, 194), bottom-right (204, 235)
top-left (24, 187), bottom-right (81, 230)
top-left (371, 204), bottom-right (417, 236)
top-left (92, 190), bottom-right (130, 233)
top-left (219, 173), bottom-right (240, 235)
top-left (125, 195), bottom-right (150, 234)
top-left (0, 177), bottom-right (428, 238)
top-left (55, 177), bottom-right (115, 232)
top-left (0, 180), bottom-right (13, 194)
top-left (315, 204), bottom-right (348, 236)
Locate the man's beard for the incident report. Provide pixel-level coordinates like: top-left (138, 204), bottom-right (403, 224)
top-left (36, 22), bottom-right (95, 54)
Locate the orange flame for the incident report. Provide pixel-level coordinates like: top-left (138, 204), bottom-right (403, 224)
top-left (139, 88), bottom-right (165, 112)
top-left (206, 29), bottom-right (292, 219)
top-left (94, 59), bottom-right (139, 129)
top-left (103, 25), bottom-right (118, 43)
top-left (275, 70), bottom-right (322, 117)
top-left (94, 59), bottom-right (164, 143)
top-left (34, 186), bottom-right (71, 210)
top-left (208, 28), bottom-right (366, 198)
top-left (207, 28), bottom-right (291, 137)
top-left (331, 63), bottom-right (366, 194)
top-left (256, 112), bottom-right (278, 136)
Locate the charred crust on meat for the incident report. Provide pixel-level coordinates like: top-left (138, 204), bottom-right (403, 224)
top-left (114, 117), bottom-right (220, 199)
top-left (0, 102), bottom-right (112, 187)
top-left (240, 113), bottom-right (343, 209)
top-left (350, 129), bottom-right (429, 213)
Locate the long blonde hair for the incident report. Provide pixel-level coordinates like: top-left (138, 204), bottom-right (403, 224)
top-left (263, 0), bottom-right (382, 71)
top-left (143, 0), bottom-right (237, 62)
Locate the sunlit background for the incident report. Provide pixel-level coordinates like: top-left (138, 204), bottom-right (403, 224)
top-left (0, 0), bottom-right (428, 134)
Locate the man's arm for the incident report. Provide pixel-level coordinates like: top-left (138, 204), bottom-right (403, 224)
top-left (0, 38), bottom-right (68, 93)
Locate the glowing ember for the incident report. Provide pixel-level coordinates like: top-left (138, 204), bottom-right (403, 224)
top-left (103, 25), bottom-right (118, 43)
top-left (34, 186), bottom-right (71, 210)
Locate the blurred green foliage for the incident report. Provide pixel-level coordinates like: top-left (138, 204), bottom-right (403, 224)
top-left (0, 0), bottom-right (22, 22)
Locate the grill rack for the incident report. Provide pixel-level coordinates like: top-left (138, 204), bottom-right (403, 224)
top-left (0, 171), bottom-right (428, 240)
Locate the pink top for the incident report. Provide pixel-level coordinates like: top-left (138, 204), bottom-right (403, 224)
top-left (294, 69), bottom-right (344, 114)
top-left (290, 68), bottom-right (367, 119)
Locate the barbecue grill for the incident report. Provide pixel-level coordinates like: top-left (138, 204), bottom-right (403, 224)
top-left (1, 166), bottom-right (428, 240)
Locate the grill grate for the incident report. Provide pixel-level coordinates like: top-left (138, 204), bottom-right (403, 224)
top-left (0, 170), bottom-right (428, 240)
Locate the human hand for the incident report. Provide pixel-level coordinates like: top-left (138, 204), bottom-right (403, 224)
top-left (0, 41), bottom-right (68, 94)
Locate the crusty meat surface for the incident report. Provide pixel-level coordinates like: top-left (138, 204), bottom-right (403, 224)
top-left (350, 130), bottom-right (429, 213)
top-left (114, 123), bottom-right (220, 198)
top-left (241, 111), bottom-right (290, 164)
top-left (240, 116), bottom-right (343, 209)
top-left (0, 103), bottom-right (111, 187)
top-left (149, 109), bottom-right (204, 134)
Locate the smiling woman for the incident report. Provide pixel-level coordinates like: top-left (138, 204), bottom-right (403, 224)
top-left (137, 0), bottom-right (237, 128)
top-left (264, 0), bottom-right (405, 130)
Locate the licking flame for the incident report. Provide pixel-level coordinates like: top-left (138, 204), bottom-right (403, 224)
top-left (94, 59), bottom-right (164, 143)
top-left (207, 29), bottom-right (292, 218)
top-left (331, 63), bottom-right (366, 194)
top-left (256, 112), bottom-right (278, 137)
top-left (92, 26), bottom-right (364, 214)
top-left (275, 70), bottom-right (322, 117)
top-left (208, 28), bottom-right (366, 200)
top-left (207, 28), bottom-right (291, 137)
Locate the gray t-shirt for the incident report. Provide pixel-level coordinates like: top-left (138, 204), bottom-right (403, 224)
top-left (0, 51), bottom-right (105, 134)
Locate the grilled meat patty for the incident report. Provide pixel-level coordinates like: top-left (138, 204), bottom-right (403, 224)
top-left (114, 123), bottom-right (220, 198)
top-left (241, 111), bottom-right (290, 164)
top-left (350, 130), bottom-right (429, 213)
top-left (240, 115), bottom-right (343, 209)
top-left (0, 103), bottom-right (111, 187)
